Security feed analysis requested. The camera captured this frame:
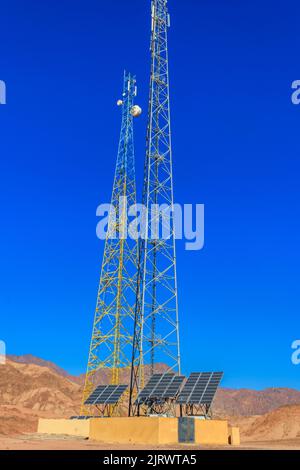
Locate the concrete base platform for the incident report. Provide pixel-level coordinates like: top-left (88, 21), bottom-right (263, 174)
top-left (229, 427), bottom-right (241, 446)
top-left (37, 417), bottom-right (238, 446)
top-left (195, 419), bottom-right (229, 446)
top-left (38, 419), bottom-right (90, 438)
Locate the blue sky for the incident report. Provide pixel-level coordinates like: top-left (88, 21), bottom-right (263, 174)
top-left (0, 0), bottom-right (299, 389)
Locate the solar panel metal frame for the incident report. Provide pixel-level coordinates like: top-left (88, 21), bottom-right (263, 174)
top-left (177, 372), bottom-right (223, 406)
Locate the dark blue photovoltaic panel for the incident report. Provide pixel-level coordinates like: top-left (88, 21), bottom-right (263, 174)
top-left (84, 385), bottom-right (108, 405)
top-left (136, 374), bottom-right (185, 404)
top-left (135, 374), bottom-right (167, 404)
top-left (85, 384), bottom-right (128, 405)
top-left (150, 374), bottom-right (175, 398)
top-left (200, 373), bottom-right (223, 405)
top-left (104, 385), bottom-right (128, 405)
top-left (162, 376), bottom-right (185, 399)
top-left (177, 372), bottom-right (223, 406)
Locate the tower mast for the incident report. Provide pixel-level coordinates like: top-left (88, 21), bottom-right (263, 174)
top-left (129, 0), bottom-right (181, 415)
top-left (81, 72), bottom-right (140, 416)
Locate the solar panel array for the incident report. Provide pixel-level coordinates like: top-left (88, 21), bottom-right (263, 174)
top-left (70, 416), bottom-right (104, 420)
top-left (136, 374), bottom-right (185, 404)
top-left (84, 384), bottom-right (128, 406)
top-left (177, 372), bottom-right (223, 406)
top-left (70, 416), bottom-right (93, 420)
top-left (83, 372), bottom-right (223, 410)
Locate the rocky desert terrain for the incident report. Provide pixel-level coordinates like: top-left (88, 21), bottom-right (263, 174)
top-left (0, 355), bottom-right (300, 448)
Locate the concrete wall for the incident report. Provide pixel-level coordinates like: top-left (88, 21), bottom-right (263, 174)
top-left (38, 419), bottom-right (90, 438)
top-left (158, 418), bottom-right (178, 445)
top-left (90, 417), bottom-right (178, 445)
top-left (195, 420), bottom-right (229, 446)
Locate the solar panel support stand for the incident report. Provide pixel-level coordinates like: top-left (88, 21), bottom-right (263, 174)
top-left (96, 404), bottom-right (117, 418)
top-left (138, 397), bottom-right (179, 418)
top-left (184, 404), bottom-right (213, 420)
top-left (134, 373), bottom-right (185, 417)
top-left (148, 400), bottom-right (178, 418)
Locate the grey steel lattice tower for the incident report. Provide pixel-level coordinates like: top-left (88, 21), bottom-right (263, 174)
top-left (129, 0), bottom-right (180, 415)
top-left (81, 72), bottom-right (141, 416)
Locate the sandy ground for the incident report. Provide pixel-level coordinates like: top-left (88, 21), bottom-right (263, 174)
top-left (0, 434), bottom-right (300, 451)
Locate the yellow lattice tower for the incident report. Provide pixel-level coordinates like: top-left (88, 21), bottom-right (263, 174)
top-left (81, 72), bottom-right (142, 416)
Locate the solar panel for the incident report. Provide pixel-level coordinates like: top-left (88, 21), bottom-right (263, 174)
top-left (151, 374), bottom-right (175, 398)
top-left (200, 373), bottom-right (223, 405)
top-left (104, 385), bottom-right (128, 405)
top-left (162, 376), bottom-right (185, 399)
top-left (177, 372), bottom-right (223, 406)
top-left (136, 374), bottom-right (164, 403)
top-left (136, 373), bottom-right (185, 404)
top-left (70, 416), bottom-right (95, 420)
top-left (84, 384), bottom-right (128, 406)
top-left (84, 385), bottom-right (108, 405)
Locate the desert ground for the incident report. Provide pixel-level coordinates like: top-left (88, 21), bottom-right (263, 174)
top-left (0, 434), bottom-right (300, 451)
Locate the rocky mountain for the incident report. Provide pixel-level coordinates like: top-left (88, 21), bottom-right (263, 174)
top-left (214, 387), bottom-right (300, 417)
top-left (0, 358), bottom-right (81, 435)
top-left (7, 354), bottom-right (83, 384)
top-left (231, 405), bottom-right (300, 442)
top-left (6, 355), bottom-right (169, 386)
top-left (0, 358), bottom-right (81, 414)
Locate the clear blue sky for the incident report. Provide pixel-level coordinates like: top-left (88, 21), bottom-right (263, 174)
top-left (0, 0), bottom-right (299, 389)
